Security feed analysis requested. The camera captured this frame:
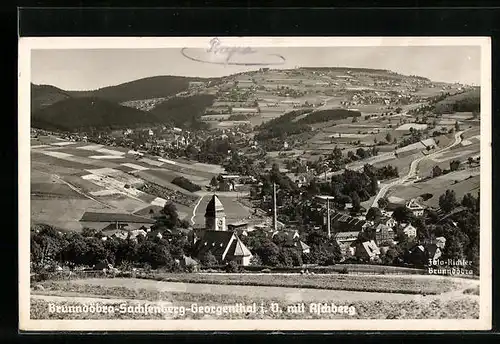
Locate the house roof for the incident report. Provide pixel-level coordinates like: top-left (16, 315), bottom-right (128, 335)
top-left (427, 244), bottom-right (441, 259)
top-left (361, 240), bottom-right (381, 257)
top-left (205, 195), bottom-right (225, 217)
top-left (80, 212), bottom-right (155, 224)
top-left (334, 231), bottom-right (360, 240)
top-left (231, 237), bottom-right (252, 257)
top-left (330, 212), bottom-right (367, 231)
top-left (297, 240), bottom-right (310, 250)
top-left (375, 224), bottom-right (393, 232)
top-left (194, 230), bottom-right (235, 259)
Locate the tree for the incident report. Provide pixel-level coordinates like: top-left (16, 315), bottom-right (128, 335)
top-left (462, 193), bottom-right (478, 212)
top-left (366, 207), bottom-right (383, 221)
top-left (449, 160), bottom-right (461, 172)
top-left (439, 190), bottom-right (458, 212)
top-left (210, 176), bottom-right (219, 187)
top-left (393, 206), bottom-right (414, 224)
top-left (347, 151), bottom-right (356, 161)
top-left (137, 239), bottom-right (175, 270)
top-left (200, 251), bottom-right (218, 266)
top-left (378, 197), bottom-right (388, 209)
top-left (158, 202), bottom-right (180, 229)
top-left (385, 133), bottom-right (392, 143)
top-left (351, 191), bottom-right (361, 212)
top-left (356, 147), bottom-right (367, 159)
top-left (455, 121), bottom-right (460, 132)
top-left (254, 239), bottom-right (280, 266)
top-left (432, 165), bottom-right (442, 178)
top-left (352, 116), bottom-right (358, 123)
top-left (467, 157), bottom-right (474, 166)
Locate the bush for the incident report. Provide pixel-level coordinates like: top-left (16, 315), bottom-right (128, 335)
top-left (225, 261), bottom-right (241, 273)
top-left (171, 176), bottom-right (202, 192)
top-left (339, 267), bottom-right (349, 274)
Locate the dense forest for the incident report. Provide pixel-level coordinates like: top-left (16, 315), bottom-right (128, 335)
top-left (150, 94), bottom-right (216, 129)
top-left (31, 97), bottom-right (158, 132)
top-left (296, 109), bottom-right (361, 125)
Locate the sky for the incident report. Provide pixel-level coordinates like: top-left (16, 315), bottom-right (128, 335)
top-left (31, 46), bottom-right (481, 91)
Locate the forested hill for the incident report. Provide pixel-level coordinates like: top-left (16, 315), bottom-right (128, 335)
top-left (31, 84), bottom-right (72, 111)
top-left (31, 97), bottom-right (159, 132)
top-left (68, 75), bottom-right (216, 103)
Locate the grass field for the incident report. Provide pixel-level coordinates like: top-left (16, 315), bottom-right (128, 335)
top-left (388, 174), bottom-right (480, 208)
top-left (31, 199), bottom-right (109, 231)
top-left (136, 273), bottom-right (471, 295)
top-left (30, 278), bottom-right (479, 319)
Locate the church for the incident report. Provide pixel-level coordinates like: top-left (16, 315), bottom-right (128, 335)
top-left (192, 194), bottom-right (253, 266)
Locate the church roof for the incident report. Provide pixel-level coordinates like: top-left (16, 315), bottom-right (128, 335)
top-left (232, 237), bottom-right (252, 257)
top-left (205, 194), bottom-right (225, 217)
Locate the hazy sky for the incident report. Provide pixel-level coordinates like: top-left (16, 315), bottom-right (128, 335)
top-left (31, 46), bottom-right (481, 91)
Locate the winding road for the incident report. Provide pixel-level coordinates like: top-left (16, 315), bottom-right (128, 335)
top-left (371, 130), bottom-right (467, 208)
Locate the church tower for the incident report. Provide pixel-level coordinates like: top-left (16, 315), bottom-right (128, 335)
top-left (205, 194), bottom-right (226, 231)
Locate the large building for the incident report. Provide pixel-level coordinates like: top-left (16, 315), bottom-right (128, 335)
top-left (194, 194), bottom-right (253, 266)
top-left (205, 194), bottom-right (227, 231)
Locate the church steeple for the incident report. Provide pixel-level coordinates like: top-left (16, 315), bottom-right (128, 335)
top-left (205, 194), bottom-right (226, 231)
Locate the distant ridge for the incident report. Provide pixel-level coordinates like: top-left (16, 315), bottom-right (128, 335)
top-left (68, 75), bottom-right (217, 103)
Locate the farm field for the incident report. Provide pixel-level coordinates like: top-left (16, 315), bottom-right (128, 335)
top-left (30, 137), bottom-right (221, 230)
top-left (31, 199), bottom-right (109, 231)
top-left (387, 174), bottom-right (480, 208)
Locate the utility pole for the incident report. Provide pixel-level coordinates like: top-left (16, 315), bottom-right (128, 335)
top-left (316, 195), bottom-right (335, 239)
top-left (327, 197), bottom-right (331, 239)
top-left (272, 182), bottom-right (278, 232)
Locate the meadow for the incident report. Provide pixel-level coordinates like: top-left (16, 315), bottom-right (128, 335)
top-left (31, 280), bottom-right (479, 320)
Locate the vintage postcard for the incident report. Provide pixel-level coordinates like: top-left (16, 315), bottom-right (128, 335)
top-left (19, 37), bottom-right (491, 331)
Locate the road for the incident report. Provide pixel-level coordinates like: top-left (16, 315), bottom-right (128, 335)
top-left (371, 130), bottom-right (466, 208)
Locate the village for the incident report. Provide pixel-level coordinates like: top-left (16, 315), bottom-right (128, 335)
top-left (29, 62), bottom-right (481, 322)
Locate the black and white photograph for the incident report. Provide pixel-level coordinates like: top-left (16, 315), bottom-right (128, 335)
top-left (18, 37), bottom-right (492, 331)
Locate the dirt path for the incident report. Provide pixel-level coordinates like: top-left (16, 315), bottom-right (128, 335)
top-left (190, 195), bottom-right (204, 225)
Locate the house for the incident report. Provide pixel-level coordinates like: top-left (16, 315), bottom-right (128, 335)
top-left (333, 231), bottom-right (360, 245)
top-left (178, 255), bottom-right (200, 271)
top-left (329, 212), bottom-right (368, 232)
top-left (227, 221), bottom-right (249, 234)
top-left (295, 240), bottom-right (311, 254)
top-left (405, 240), bottom-right (445, 266)
top-left (401, 223), bottom-right (417, 239)
top-left (406, 198), bottom-right (425, 217)
top-left (79, 212), bottom-right (155, 231)
top-left (193, 230), bottom-right (253, 266)
top-left (379, 217), bottom-right (397, 228)
top-left (218, 179), bottom-right (235, 192)
top-left (386, 196), bottom-right (406, 210)
top-left (334, 231), bottom-right (361, 256)
top-left (375, 224), bottom-right (395, 245)
top-left (147, 229), bottom-right (164, 240)
top-left (355, 240), bottom-right (381, 261)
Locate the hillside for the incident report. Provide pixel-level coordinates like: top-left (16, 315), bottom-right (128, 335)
top-left (150, 94), bottom-right (217, 128)
top-left (31, 84), bottom-right (72, 111)
top-left (433, 88), bottom-right (480, 114)
top-left (32, 97), bottom-right (159, 132)
top-left (68, 75), bottom-right (215, 103)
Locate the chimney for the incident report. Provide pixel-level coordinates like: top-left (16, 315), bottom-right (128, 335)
top-left (272, 182), bottom-right (278, 232)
